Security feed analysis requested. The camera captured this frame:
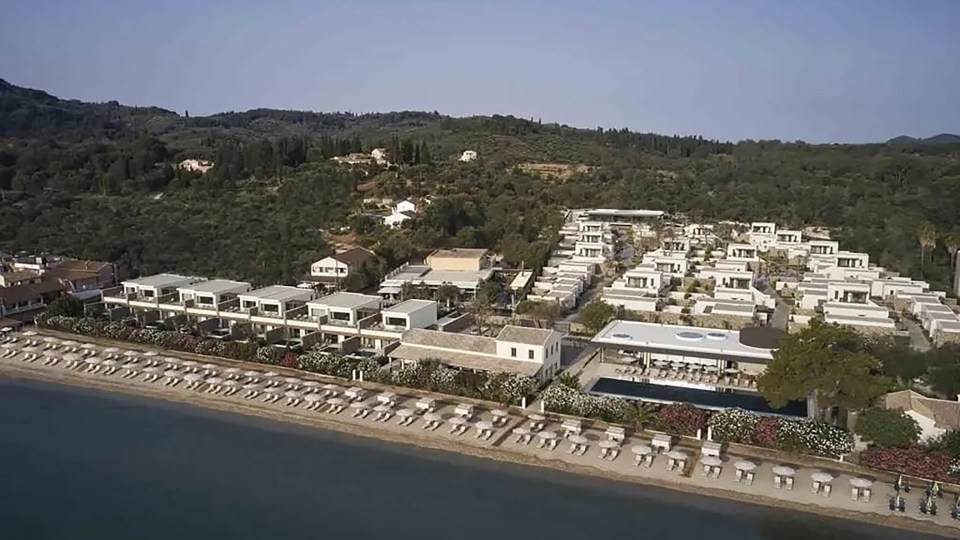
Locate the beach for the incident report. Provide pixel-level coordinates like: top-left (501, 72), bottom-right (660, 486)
top-left (1, 333), bottom-right (957, 538)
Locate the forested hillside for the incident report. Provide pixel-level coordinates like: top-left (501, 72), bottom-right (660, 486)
top-left (2, 79), bottom-right (960, 291)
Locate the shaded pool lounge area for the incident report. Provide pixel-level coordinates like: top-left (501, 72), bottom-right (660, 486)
top-left (588, 377), bottom-right (808, 418)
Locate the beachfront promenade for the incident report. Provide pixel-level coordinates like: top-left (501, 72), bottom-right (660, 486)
top-left (1, 330), bottom-right (958, 536)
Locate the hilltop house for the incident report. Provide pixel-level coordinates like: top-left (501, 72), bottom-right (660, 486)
top-left (302, 247), bottom-right (378, 292)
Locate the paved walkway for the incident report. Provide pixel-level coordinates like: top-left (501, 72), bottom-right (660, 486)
top-left (902, 317), bottom-right (932, 352)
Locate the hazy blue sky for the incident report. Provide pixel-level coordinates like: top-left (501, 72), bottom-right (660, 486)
top-left (2, 0), bottom-right (958, 142)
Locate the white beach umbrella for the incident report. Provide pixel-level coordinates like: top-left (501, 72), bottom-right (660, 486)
top-left (373, 404), bottom-right (392, 413)
top-left (0, 342), bottom-right (16, 349)
top-left (221, 379), bottom-right (239, 387)
top-left (262, 371), bottom-right (279, 378)
top-left (512, 426), bottom-right (530, 436)
top-left (243, 370), bottom-right (261, 378)
top-left (22, 331), bottom-right (38, 336)
top-left (200, 363), bottom-right (218, 371)
top-left (304, 393), bottom-right (323, 403)
top-left (205, 376), bottom-right (224, 385)
top-left (631, 444), bottom-right (652, 455)
top-left (349, 400), bottom-right (368, 409)
top-left (491, 409), bottom-right (508, 417)
top-left (599, 439), bottom-right (619, 449)
top-left (42, 336), bottom-right (59, 343)
top-left (101, 359), bottom-right (118, 367)
top-left (284, 390), bottom-right (303, 399)
top-left (536, 429), bottom-right (557, 439)
top-left (123, 350), bottom-right (140, 358)
top-left (424, 412), bottom-right (443, 423)
top-left (163, 369), bottom-right (182, 378)
top-left (142, 351), bottom-right (158, 357)
top-left (772, 465), bottom-right (796, 476)
top-left (21, 346), bottom-right (42, 354)
top-left (62, 353), bottom-right (82, 363)
top-left (326, 397), bottom-right (346, 406)
top-left (567, 434), bottom-right (588, 445)
top-left (224, 367), bottom-right (242, 375)
top-left (301, 381), bottom-right (319, 388)
top-left (283, 377), bottom-right (302, 385)
top-left (142, 366), bottom-right (161, 374)
top-left (702, 456), bottom-right (723, 467)
top-left (163, 357), bottom-right (181, 365)
top-left (811, 471), bottom-right (834, 483)
top-left (42, 349), bottom-right (60, 358)
top-left (184, 373), bottom-right (204, 383)
top-left (396, 408), bottom-right (416, 418)
top-left (84, 357), bottom-right (103, 365)
top-left (666, 450), bottom-right (689, 461)
top-left (181, 360), bottom-right (199, 368)
top-left (80, 343), bottom-right (97, 350)
top-left (121, 361), bottom-right (142, 369)
top-left (734, 460), bottom-right (757, 471)
top-left (849, 477), bottom-right (873, 489)
top-left (103, 347), bottom-right (120, 354)
top-left (527, 413), bottom-right (546, 422)
top-left (59, 340), bottom-right (78, 347)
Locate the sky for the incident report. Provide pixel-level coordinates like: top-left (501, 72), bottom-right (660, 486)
top-left (2, 0), bottom-right (959, 143)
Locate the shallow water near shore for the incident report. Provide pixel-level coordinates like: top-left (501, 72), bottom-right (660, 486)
top-left (0, 377), bottom-right (945, 540)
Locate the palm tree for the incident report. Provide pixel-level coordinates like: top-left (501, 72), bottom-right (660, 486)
top-left (917, 221), bottom-right (937, 270)
top-left (942, 228), bottom-right (960, 268)
top-left (632, 402), bottom-right (657, 432)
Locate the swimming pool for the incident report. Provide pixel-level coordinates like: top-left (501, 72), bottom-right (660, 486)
top-left (588, 377), bottom-right (808, 418)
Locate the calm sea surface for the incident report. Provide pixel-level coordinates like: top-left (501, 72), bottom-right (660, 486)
top-left (0, 377), bottom-right (946, 540)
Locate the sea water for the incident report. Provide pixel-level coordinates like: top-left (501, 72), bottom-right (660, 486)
top-left (0, 378), bottom-right (945, 540)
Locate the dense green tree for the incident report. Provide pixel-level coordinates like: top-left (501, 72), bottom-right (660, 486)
top-left (515, 300), bottom-right (563, 329)
top-left (577, 299), bottom-right (616, 334)
top-left (45, 295), bottom-right (85, 318)
top-left (757, 320), bottom-right (891, 418)
top-left (854, 408), bottom-right (921, 448)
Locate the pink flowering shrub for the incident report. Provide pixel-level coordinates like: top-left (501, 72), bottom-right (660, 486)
top-left (653, 403), bottom-right (709, 436)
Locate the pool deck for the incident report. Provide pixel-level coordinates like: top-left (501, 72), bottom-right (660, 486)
top-left (1, 331), bottom-right (958, 538)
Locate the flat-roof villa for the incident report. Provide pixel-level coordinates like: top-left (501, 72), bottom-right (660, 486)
top-left (587, 320), bottom-right (805, 418)
top-left (388, 325), bottom-right (564, 383)
top-left (378, 248), bottom-right (495, 303)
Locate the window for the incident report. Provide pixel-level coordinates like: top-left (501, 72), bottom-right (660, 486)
top-left (528, 350), bottom-right (534, 360)
top-left (510, 347), bottom-right (516, 357)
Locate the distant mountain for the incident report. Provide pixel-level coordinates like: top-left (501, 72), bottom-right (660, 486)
top-left (886, 133), bottom-right (960, 145)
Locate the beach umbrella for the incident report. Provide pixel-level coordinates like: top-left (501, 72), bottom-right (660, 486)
top-left (22, 331), bottom-right (37, 336)
top-left (326, 397), bottom-right (346, 406)
top-left (243, 370), bottom-right (261, 378)
top-left (181, 360), bottom-right (198, 368)
top-left (163, 369), bottom-right (181, 378)
top-left (101, 359), bottom-right (118, 367)
top-left (142, 351), bottom-right (158, 357)
top-left (84, 357), bottom-right (103, 365)
top-left (567, 434), bottom-right (588, 445)
top-left (42, 336), bottom-right (59, 343)
top-left (205, 376), bottom-right (224, 385)
top-left (425, 412), bottom-right (443, 423)
top-left (527, 413), bottom-right (546, 422)
top-left (123, 350), bottom-right (140, 358)
top-left (221, 379), bottom-right (239, 387)
top-left (201, 363), bottom-right (218, 371)
top-left (304, 394), bottom-right (323, 403)
top-left (80, 343), bottom-right (97, 350)
top-left (396, 408), bottom-right (416, 418)
top-left (184, 373), bottom-right (204, 383)
top-left (666, 449), bottom-right (688, 461)
top-left (262, 371), bottom-right (279, 378)
top-left (59, 340), bottom-right (78, 347)
top-left (284, 390), bottom-right (303, 398)
top-left (62, 353), bottom-right (82, 363)
top-left (734, 460), bottom-right (757, 472)
top-left (142, 366), bottom-right (161, 374)
top-left (103, 347), bottom-right (120, 354)
top-left (536, 429), bottom-right (557, 439)
top-left (22, 346), bottom-right (42, 354)
top-left (491, 409), bottom-right (508, 418)
top-left (849, 478), bottom-right (873, 489)
top-left (224, 367), bottom-right (242, 376)
top-left (631, 444), bottom-right (652, 455)
top-left (301, 381), bottom-right (319, 388)
top-left (121, 361), bottom-right (142, 369)
top-left (42, 349), bottom-right (60, 358)
top-left (373, 404), bottom-right (392, 413)
top-left (283, 377), bottom-right (302, 385)
top-left (702, 456), bottom-right (723, 467)
top-left (599, 439), bottom-right (619, 449)
top-left (349, 400), bottom-right (368, 409)
top-left (163, 357), bottom-right (181, 365)
top-left (323, 383), bottom-right (339, 391)
top-left (0, 342), bottom-right (15, 349)
top-left (773, 465), bottom-right (797, 476)
top-left (810, 471), bottom-right (834, 483)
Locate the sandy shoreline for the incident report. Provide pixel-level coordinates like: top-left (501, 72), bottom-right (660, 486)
top-left (1, 356), bottom-right (956, 538)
